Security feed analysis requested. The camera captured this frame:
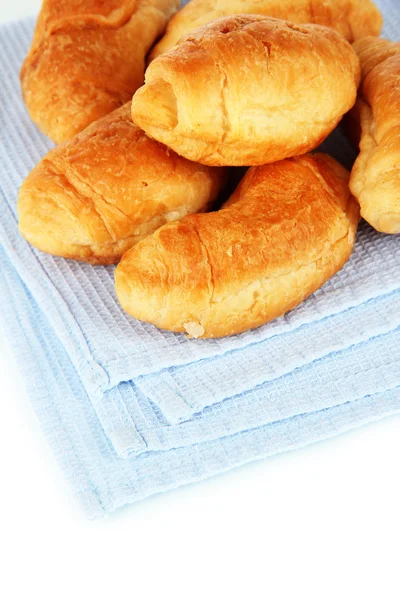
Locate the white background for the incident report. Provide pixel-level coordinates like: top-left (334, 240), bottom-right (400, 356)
top-left (1, 2), bottom-right (400, 599)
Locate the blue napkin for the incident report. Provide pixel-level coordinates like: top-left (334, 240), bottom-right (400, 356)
top-left (2, 248), bottom-right (399, 518)
top-left (0, 0), bottom-right (399, 517)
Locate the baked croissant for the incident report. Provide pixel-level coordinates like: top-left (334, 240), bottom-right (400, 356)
top-left (349, 37), bottom-right (400, 234)
top-left (20, 0), bottom-right (179, 143)
top-left (150, 0), bottom-right (383, 60)
top-left (115, 154), bottom-right (360, 338)
top-left (18, 104), bottom-right (226, 265)
top-left (132, 16), bottom-right (361, 167)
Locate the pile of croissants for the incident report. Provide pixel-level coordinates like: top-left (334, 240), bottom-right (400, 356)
top-left (18, 0), bottom-right (399, 338)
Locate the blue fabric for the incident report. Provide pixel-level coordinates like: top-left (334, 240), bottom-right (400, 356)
top-left (2, 248), bottom-right (400, 518)
top-left (0, 1), bottom-right (399, 517)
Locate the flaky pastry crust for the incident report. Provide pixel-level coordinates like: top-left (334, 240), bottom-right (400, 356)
top-left (150, 0), bottom-right (383, 60)
top-left (18, 104), bottom-right (226, 264)
top-left (115, 154), bottom-right (360, 338)
top-left (20, 0), bottom-right (179, 142)
top-left (349, 37), bottom-right (400, 234)
top-left (133, 16), bottom-right (361, 166)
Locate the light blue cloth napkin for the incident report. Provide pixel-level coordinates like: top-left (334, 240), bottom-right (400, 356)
top-left (0, 0), bottom-right (399, 516)
top-left (2, 246), bottom-right (400, 518)
top-left (137, 287), bottom-right (400, 423)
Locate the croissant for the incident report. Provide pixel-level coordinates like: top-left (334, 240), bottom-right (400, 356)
top-left (115, 154), bottom-right (360, 338)
top-left (349, 37), bottom-right (400, 234)
top-left (132, 16), bottom-right (361, 167)
top-left (150, 0), bottom-right (383, 60)
top-left (20, 0), bottom-right (179, 143)
top-left (18, 104), bottom-right (226, 265)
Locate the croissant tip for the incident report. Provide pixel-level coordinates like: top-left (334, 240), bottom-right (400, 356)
top-left (132, 79), bottom-right (178, 131)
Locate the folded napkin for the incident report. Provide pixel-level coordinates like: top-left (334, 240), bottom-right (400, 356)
top-left (2, 248), bottom-right (400, 518)
top-left (0, 0), bottom-right (399, 517)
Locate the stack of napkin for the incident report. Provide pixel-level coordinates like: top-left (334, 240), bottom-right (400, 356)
top-left (0, 1), bottom-right (399, 518)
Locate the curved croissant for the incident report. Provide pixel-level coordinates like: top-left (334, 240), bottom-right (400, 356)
top-left (349, 37), bottom-right (400, 235)
top-left (115, 154), bottom-right (360, 338)
top-left (18, 104), bottom-right (226, 264)
top-left (132, 16), bottom-right (360, 167)
top-left (150, 0), bottom-right (383, 60)
top-left (20, 0), bottom-right (179, 143)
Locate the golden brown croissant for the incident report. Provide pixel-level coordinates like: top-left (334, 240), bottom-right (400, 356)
top-left (150, 0), bottom-right (383, 60)
top-left (349, 37), bottom-right (400, 234)
top-left (115, 154), bottom-right (360, 338)
top-left (20, 0), bottom-right (179, 143)
top-left (18, 104), bottom-right (226, 265)
top-left (132, 16), bottom-right (361, 167)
